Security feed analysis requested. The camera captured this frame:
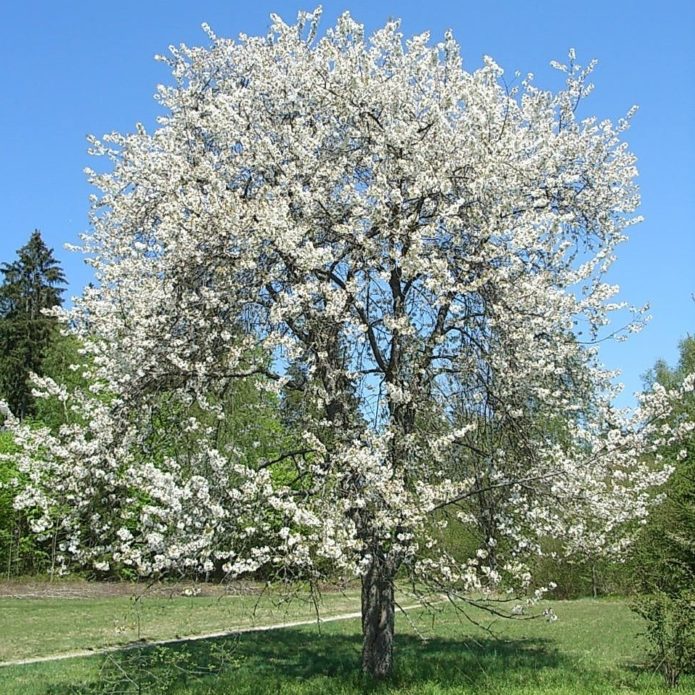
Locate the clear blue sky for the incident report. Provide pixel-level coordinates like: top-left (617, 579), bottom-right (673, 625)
top-left (1, 1), bottom-right (693, 406)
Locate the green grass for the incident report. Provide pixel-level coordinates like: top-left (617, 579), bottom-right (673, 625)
top-left (0, 585), bottom-right (364, 662)
top-left (1, 595), bottom-right (693, 694)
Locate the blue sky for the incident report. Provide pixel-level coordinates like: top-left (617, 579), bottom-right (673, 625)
top-left (1, 1), bottom-right (692, 406)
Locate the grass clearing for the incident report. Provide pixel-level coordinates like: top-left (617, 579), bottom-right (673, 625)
top-left (0, 581), bottom-right (365, 662)
top-left (1, 588), bottom-right (693, 694)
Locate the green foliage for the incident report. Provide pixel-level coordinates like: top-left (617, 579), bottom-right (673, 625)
top-left (531, 551), bottom-right (634, 600)
top-left (0, 430), bottom-right (51, 576)
top-left (632, 592), bottom-right (695, 688)
top-left (71, 643), bottom-right (241, 695)
top-left (0, 431), bottom-right (19, 573)
top-left (0, 230), bottom-right (67, 419)
top-left (32, 332), bottom-right (90, 431)
top-left (0, 332), bottom-right (92, 576)
top-left (631, 335), bottom-right (695, 687)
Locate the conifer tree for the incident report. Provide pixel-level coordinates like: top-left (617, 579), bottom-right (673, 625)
top-left (0, 230), bottom-right (67, 418)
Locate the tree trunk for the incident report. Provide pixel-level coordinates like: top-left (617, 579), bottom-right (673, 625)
top-left (361, 556), bottom-right (395, 679)
top-left (591, 563), bottom-right (598, 598)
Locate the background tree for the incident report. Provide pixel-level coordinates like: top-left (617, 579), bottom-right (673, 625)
top-left (637, 336), bottom-right (695, 592)
top-left (0, 230), bottom-right (67, 419)
top-left (0, 232), bottom-right (70, 575)
top-left (4, 11), bottom-right (692, 680)
top-left (630, 336), bottom-right (695, 687)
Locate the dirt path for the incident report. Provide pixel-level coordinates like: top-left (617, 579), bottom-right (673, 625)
top-left (0, 601), bottom-right (432, 668)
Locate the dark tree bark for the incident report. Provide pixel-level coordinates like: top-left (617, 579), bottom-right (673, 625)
top-left (361, 555), bottom-right (396, 679)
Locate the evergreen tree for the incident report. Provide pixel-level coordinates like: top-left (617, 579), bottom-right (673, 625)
top-left (0, 230), bottom-right (67, 419)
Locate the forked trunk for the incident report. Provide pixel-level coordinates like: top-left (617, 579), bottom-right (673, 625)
top-left (361, 557), bottom-right (395, 679)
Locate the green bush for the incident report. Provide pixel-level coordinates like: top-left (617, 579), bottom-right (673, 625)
top-left (631, 591), bottom-right (695, 687)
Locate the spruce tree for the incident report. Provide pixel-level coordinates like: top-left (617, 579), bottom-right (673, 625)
top-left (0, 230), bottom-right (67, 418)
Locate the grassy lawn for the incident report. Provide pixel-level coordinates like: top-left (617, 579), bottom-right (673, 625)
top-left (0, 582), bottom-right (364, 662)
top-left (0, 591), bottom-right (693, 694)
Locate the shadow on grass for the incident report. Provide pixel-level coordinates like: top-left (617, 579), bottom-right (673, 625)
top-left (45, 627), bottom-right (575, 694)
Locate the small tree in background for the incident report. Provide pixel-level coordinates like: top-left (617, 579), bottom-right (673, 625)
top-left (631, 336), bottom-right (695, 687)
top-left (4, 10), bottom-right (693, 679)
top-left (0, 230), bottom-right (67, 419)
